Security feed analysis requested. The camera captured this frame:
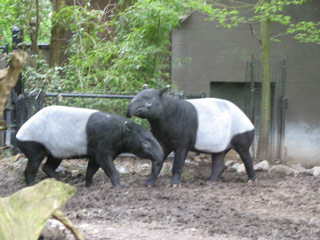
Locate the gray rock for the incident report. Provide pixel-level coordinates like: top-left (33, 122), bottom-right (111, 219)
top-left (269, 165), bottom-right (298, 176)
top-left (185, 159), bottom-right (199, 165)
top-left (116, 165), bottom-right (129, 174)
top-left (140, 163), bottom-right (151, 168)
top-left (71, 170), bottom-right (79, 177)
top-left (254, 160), bottom-right (269, 171)
top-left (12, 157), bottom-right (27, 168)
top-left (40, 219), bottom-right (66, 240)
top-left (55, 166), bottom-right (65, 174)
top-left (232, 163), bottom-right (245, 173)
top-left (225, 160), bottom-right (236, 168)
top-left (290, 164), bottom-right (308, 174)
top-left (308, 166), bottom-right (320, 177)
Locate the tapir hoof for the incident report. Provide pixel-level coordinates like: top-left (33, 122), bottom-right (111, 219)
top-left (85, 182), bottom-right (92, 187)
top-left (209, 180), bottom-right (218, 185)
top-left (248, 178), bottom-right (256, 184)
top-left (113, 185), bottom-right (122, 190)
top-left (144, 181), bottom-right (155, 187)
top-left (144, 176), bottom-right (157, 187)
top-left (167, 183), bottom-right (181, 188)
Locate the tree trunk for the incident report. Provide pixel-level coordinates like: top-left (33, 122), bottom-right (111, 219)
top-left (257, 16), bottom-right (271, 160)
top-left (30, 0), bottom-right (40, 56)
top-left (49, 0), bottom-right (65, 67)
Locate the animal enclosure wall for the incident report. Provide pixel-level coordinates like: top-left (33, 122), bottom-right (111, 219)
top-left (172, 5), bottom-right (320, 166)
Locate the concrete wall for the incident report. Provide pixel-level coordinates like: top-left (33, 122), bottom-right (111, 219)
top-left (172, 3), bottom-right (320, 166)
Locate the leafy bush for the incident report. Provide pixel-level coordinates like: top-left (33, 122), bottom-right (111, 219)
top-left (22, 0), bottom-right (190, 116)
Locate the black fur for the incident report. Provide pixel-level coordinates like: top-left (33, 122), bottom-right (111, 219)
top-left (127, 87), bottom-right (256, 186)
top-left (17, 110), bottom-right (163, 187)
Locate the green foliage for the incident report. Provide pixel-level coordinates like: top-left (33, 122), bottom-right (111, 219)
top-left (56, 0), bottom-right (188, 95)
top-left (0, 0), bottom-right (51, 47)
top-left (193, 0), bottom-right (315, 43)
top-left (4, 0), bottom-right (319, 120)
top-left (23, 56), bottom-right (63, 92)
top-left (21, 0), bottom-right (191, 118)
top-left (0, 0), bottom-right (20, 45)
top-left (287, 21), bottom-right (320, 44)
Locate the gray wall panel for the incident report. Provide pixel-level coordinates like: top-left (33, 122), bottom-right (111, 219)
top-left (172, 6), bottom-right (320, 165)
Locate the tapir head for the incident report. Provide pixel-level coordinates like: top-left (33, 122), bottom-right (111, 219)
top-left (122, 120), bottom-right (163, 165)
top-left (126, 85), bottom-right (169, 120)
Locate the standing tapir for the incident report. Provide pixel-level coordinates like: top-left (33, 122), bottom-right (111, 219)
top-left (16, 105), bottom-right (163, 188)
top-left (126, 85), bottom-right (256, 186)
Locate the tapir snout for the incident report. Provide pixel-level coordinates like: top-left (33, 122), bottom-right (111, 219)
top-left (126, 101), bottom-right (145, 118)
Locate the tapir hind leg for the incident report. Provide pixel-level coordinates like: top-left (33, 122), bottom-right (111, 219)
top-left (209, 150), bottom-right (228, 182)
top-left (17, 141), bottom-right (47, 186)
top-left (42, 155), bottom-right (62, 180)
top-left (145, 148), bottom-right (171, 187)
top-left (236, 148), bottom-right (256, 181)
top-left (232, 130), bottom-right (256, 181)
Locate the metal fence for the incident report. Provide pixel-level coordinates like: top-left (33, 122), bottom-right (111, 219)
top-left (243, 57), bottom-right (287, 162)
top-left (1, 28), bottom-right (286, 162)
top-left (4, 89), bottom-right (205, 149)
top-left (0, 42), bottom-right (9, 147)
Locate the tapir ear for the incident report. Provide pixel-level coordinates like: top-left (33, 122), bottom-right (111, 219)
top-left (159, 85), bottom-right (170, 96)
top-left (142, 84), bottom-right (148, 90)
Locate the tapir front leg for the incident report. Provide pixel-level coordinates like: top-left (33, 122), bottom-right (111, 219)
top-left (95, 151), bottom-right (121, 188)
top-left (85, 157), bottom-right (100, 187)
top-left (209, 151), bottom-right (228, 182)
top-left (170, 148), bottom-right (188, 186)
top-left (144, 149), bottom-right (171, 187)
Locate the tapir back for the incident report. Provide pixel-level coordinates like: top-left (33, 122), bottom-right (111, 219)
top-left (16, 106), bottom-right (98, 158)
top-left (187, 98), bottom-right (254, 153)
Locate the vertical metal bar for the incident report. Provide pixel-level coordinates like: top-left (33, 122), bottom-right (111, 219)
top-left (6, 27), bottom-right (24, 148)
top-left (280, 59), bottom-right (287, 160)
top-left (250, 53), bottom-right (255, 123)
top-left (0, 43), bottom-right (9, 146)
top-left (12, 26), bottom-right (24, 95)
top-left (249, 53), bottom-right (256, 159)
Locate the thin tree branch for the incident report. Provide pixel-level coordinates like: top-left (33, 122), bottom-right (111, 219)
top-left (249, 23), bottom-right (261, 45)
top-left (206, 0), bottom-right (256, 9)
top-left (270, 28), bottom-right (289, 39)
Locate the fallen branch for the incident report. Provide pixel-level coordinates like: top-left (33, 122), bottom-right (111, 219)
top-left (53, 209), bottom-right (85, 240)
top-left (0, 178), bottom-right (83, 240)
top-left (0, 50), bottom-right (27, 156)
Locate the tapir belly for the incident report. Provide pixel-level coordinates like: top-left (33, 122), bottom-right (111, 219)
top-left (187, 98), bottom-right (254, 153)
top-left (16, 106), bottom-right (98, 158)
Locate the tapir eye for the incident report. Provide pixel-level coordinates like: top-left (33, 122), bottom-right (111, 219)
top-left (143, 141), bottom-right (151, 148)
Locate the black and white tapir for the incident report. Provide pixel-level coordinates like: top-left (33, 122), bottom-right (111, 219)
top-left (16, 105), bottom-right (163, 188)
top-left (126, 85), bottom-right (256, 186)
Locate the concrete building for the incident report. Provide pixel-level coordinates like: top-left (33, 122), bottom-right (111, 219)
top-left (171, 2), bottom-right (320, 166)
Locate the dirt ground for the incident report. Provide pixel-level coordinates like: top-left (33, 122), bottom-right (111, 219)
top-left (0, 153), bottom-right (319, 240)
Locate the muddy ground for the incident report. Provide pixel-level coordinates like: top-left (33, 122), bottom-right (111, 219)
top-left (0, 152), bottom-right (319, 240)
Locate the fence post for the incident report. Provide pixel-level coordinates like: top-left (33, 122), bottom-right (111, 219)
top-left (279, 59), bottom-right (287, 160)
top-left (4, 27), bottom-right (24, 149)
top-left (249, 53), bottom-right (256, 159)
top-left (12, 26), bottom-right (24, 95)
